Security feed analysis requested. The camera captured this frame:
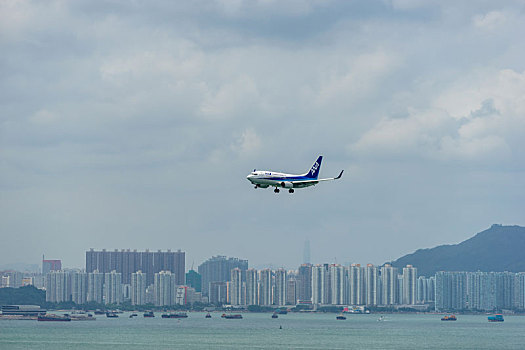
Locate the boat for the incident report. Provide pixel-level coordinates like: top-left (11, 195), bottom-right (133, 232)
top-left (488, 314), bottom-right (504, 322)
top-left (129, 313), bottom-right (138, 318)
top-left (277, 309), bottom-right (288, 315)
top-left (205, 312), bottom-right (212, 318)
top-left (94, 310), bottom-right (105, 315)
top-left (143, 311), bottom-right (155, 318)
top-left (271, 313), bottom-right (278, 319)
top-left (37, 314), bottom-right (71, 322)
top-left (106, 312), bottom-right (118, 318)
top-left (69, 313), bottom-right (95, 321)
top-left (161, 312), bottom-right (188, 319)
top-left (336, 313), bottom-right (347, 320)
top-left (441, 315), bottom-right (457, 321)
top-left (378, 315), bottom-right (385, 322)
top-left (221, 313), bottom-right (243, 319)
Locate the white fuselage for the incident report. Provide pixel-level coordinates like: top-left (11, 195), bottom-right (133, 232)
top-left (246, 171), bottom-right (317, 189)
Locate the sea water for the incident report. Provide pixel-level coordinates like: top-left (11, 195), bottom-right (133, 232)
top-left (1, 313), bottom-right (524, 349)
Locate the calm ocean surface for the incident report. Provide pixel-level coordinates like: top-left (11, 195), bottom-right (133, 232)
top-left (1, 312), bottom-right (524, 349)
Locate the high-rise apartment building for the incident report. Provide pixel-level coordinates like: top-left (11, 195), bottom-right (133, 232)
top-left (402, 265), bottom-right (417, 305)
top-left (381, 264), bottom-right (398, 305)
top-left (154, 270), bottom-right (176, 306)
top-left (286, 278), bottom-right (297, 305)
top-left (297, 264), bottom-right (312, 303)
top-left (329, 265), bottom-right (345, 305)
top-left (245, 268), bottom-right (258, 306)
top-left (86, 249), bottom-right (185, 286)
top-left (274, 269), bottom-right (287, 306)
top-left (45, 270), bottom-right (70, 303)
top-left (312, 264), bottom-right (331, 305)
top-left (364, 264), bottom-right (379, 306)
top-left (104, 270), bottom-right (122, 305)
top-left (348, 264), bottom-right (364, 305)
top-left (42, 258), bottom-right (62, 275)
top-left (198, 256), bottom-right (248, 297)
top-left (435, 271), bottom-right (467, 311)
top-left (87, 270), bottom-right (104, 303)
top-left (71, 272), bottom-right (88, 305)
top-left (131, 271), bottom-right (146, 305)
top-left (258, 269), bottom-right (272, 306)
top-left (229, 268), bottom-right (244, 306)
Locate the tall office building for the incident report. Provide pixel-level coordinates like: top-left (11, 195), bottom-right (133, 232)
top-left (303, 240), bottom-right (311, 264)
top-left (435, 271), bottom-right (467, 311)
top-left (87, 270), bottom-right (104, 303)
top-left (258, 269), bottom-right (273, 306)
top-left (297, 264), bottom-right (312, 303)
top-left (402, 265), bottom-right (417, 305)
top-left (364, 264), bottom-right (379, 306)
top-left (348, 264), bottom-right (364, 305)
top-left (71, 272), bottom-right (88, 305)
top-left (381, 264), bottom-right (398, 305)
top-left (154, 270), bottom-right (176, 306)
top-left (185, 270), bottom-right (202, 292)
top-left (245, 268), bottom-right (259, 306)
top-left (274, 269), bottom-right (287, 306)
top-left (198, 256), bottom-right (248, 297)
top-left (86, 249), bottom-right (185, 286)
top-left (230, 268), bottom-right (244, 306)
top-left (104, 270), bottom-right (122, 305)
top-left (45, 270), bottom-right (71, 303)
top-left (131, 271), bottom-right (147, 306)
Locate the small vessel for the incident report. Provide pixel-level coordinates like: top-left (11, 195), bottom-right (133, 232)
top-left (38, 314), bottom-right (71, 322)
top-left (221, 313), bottom-right (243, 319)
top-left (161, 312), bottom-right (188, 319)
top-left (94, 310), bottom-right (105, 315)
top-left (336, 313), bottom-right (346, 320)
top-left (205, 312), bottom-right (212, 318)
top-left (143, 311), bottom-right (155, 318)
top-left (488, 314), bottom-right (504, 322)
top-left (277, 309), bottom-right (288, 315)
top-left (441, 315), bottom-right (457, 321)
top-left (106, 312), bottom-right (118, 318)
top-left (378, 315), bottom-right (385, 322)
top-left (271, 313), bottom-right (278, 319)
top-left (129, 313), bottom-right (138, 318)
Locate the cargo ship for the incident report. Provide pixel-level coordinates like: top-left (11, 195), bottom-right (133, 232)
top-left (488, 314), bottom-right (504, 322)
top-left (441, 315), bottom-right (457, 321)
top-left (37, 314), bottom-right (71, 322)
top-left (221, 313), bottom-right (242, 319)
top-left (161, 312), bottom-right (188, 318)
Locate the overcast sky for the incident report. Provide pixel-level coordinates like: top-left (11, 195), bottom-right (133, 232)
top-left (1, 0), bottom-right (525, 271)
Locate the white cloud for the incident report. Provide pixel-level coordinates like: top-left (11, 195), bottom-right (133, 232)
top-left (351, 68), bottom-right (525, 163)
top-left (473, 10), bottom-right (507, 30)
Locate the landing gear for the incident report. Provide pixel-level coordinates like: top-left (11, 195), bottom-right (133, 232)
top-left (274, 188), bottom-right (280, 193)
top-left (289, 189), bottom-right (294, 193)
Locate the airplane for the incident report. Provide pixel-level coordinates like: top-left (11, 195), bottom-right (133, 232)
top-left (246, 156), bottom-right (343, 193)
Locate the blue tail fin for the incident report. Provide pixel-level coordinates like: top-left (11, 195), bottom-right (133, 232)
top-left (305, 156), bottom-right (323, 179)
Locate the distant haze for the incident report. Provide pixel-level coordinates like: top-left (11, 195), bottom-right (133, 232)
top-left (1, 1), bottom-right (524, 270)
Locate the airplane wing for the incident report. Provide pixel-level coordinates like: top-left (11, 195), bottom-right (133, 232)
top-left (291, 170), bottom-right (344, 187)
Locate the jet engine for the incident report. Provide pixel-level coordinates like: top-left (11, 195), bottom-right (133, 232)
top-left (281, 181), bottom-right (293, 189)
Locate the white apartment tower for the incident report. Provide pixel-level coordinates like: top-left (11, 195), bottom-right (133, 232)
top-left (104, 270), bottom-right (122, 305)
top-left (131, 270), bottom-right (147, 306)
